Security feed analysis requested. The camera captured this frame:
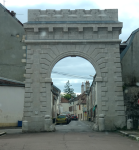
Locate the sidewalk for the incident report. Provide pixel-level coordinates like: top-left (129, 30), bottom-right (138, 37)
top-left (119, 130), bottom-right (139, 141)
top-left (0, 130), bottom-right (6, 136)
top-left (83, 121), bottom-right (139, 142)
top-left (82, 120), bottom-right (93, 129)
top-left (0, 127), bottom-right (22, 136)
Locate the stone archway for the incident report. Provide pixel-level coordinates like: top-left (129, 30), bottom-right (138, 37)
top-left (22, 9), bottom-right (125, 132)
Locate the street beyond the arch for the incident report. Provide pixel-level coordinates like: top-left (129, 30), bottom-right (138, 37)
top-left (0, 0), bottom-right (139, 149)
top-left (0, 121), bottom-right (139, 150)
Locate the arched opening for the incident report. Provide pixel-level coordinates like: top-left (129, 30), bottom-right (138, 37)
top-left (47, 51), bottom-right (101, 78)
top-left (50, 56), bottom-right (96, 132)
top-left (22, 8), bottom-right (126, 133)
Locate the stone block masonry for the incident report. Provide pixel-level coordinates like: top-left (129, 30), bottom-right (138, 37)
top-left (22, 9), bottom-right (125, 132)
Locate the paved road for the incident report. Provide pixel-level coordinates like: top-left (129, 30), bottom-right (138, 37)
top-left (0, 120), bottom-right (139, 150)
top-left (56, 120), bottom-right (92, 132)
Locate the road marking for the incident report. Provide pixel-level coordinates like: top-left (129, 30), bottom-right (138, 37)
top-left (63, 125), bottom-right (67, 126)
top-left (78, 125), bottom-right (81, 126)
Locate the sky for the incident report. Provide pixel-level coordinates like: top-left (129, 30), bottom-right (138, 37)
top-left (1, 0), bottom-right (139, 93)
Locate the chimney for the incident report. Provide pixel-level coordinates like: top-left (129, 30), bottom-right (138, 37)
top-left (85, 81), bottom-right (90, 91)
top-left (11, 11), bottom-right (16, 17)
top-left (81, 82), bottom-right (84, 93)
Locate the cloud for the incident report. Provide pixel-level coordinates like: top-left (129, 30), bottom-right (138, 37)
top-left (4, 0), bottom-right (139, 42)
top-left (4, 0), bottom-right (98, 23)
top-left (2, 0), bottom-right (139, 92)
top-left (52, 77), bottom-right (92, 93)
top-left (51, 57), bottom-right (95, 93)
top-left (1, 0), bottom-right (96, 7)
top-left (52, 57), bottom-right (96, 76)
top-left (94, 0), bottom-right (139, 18)
top-left (94, 0), bottom-right (139, 42)
top-left (119, 16), bottom-right (139, 42)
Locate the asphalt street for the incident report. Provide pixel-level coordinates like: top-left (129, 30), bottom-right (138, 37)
top-left (56, 120), bottom-right (92, 133)
top-left (0, 120), bottom-right (139, 150)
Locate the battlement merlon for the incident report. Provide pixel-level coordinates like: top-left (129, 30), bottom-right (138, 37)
top-left (28, 9), bottom-right (119, 22)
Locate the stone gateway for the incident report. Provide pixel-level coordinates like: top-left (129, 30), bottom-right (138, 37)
top-left (22, 9), bottom-right (125, 132)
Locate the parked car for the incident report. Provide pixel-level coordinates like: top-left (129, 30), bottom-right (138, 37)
top-left (56, 115), bottom-right (69, 124)
top-left (60, 114), bottom-right (71, 123)
top-left (71, 115), bottom-right (78, 120)
top-left (67, 114), bottom-right (71, 122)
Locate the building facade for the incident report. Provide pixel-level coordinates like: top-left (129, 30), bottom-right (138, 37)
top-left (60, 97), bottom-right (70, 113)
top-left (0, 77), bottom-right (60, 127)
top-left (0, 4), bottom-right (25, 81)
top-left (121, 28), bottom-right (139, 85)
top-left (0, 77), bottom-right (25, 127)
top-left (120, 28), bottom-right (139, 129)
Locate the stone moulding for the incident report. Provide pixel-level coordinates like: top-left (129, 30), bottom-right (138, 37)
top-left (24, 23), bottom-right (122, 27)
top-left (95, 77), bottom-right (103, 82)
top-left (24, 39), bottom-right (122, 43)
top-left (22, 9), bottom-right (126, 132)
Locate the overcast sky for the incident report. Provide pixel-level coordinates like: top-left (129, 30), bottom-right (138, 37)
top-left (1, 0), bottom-right (139, 93)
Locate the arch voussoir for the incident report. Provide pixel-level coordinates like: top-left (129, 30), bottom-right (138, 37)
top-left (22, 9), bottom-right (126, 132)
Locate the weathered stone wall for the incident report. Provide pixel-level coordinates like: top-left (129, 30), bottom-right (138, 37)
top-left (0, 4), bottom-right (25, 81)
top-left (28, 9), bottom-right (118, 22)
top-left (121, 30), bottom-right (139, 86)
top-left (22, 9), bottom-right (125, 132)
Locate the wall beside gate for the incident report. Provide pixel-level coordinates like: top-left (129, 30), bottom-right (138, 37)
top-left (22, 9), bottom-right (126, 132)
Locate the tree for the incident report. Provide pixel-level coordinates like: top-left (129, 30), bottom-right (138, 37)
top-left (63, 80), bottom-right (75, 100)
top-left (63, 94), bottom-right (72, 100)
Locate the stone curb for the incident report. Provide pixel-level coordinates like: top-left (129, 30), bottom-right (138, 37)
top-left (0, 132), bottom-right (6, 136)
top-left (119, 131), bottom-right (139, 141)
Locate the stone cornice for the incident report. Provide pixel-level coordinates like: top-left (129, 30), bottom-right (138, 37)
top-left (24, 23), bottom-right (123, 28)
top-left (24, 39), bottom-right (122, 43)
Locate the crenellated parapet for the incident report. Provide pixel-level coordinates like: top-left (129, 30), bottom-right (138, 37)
top-left (24, 9), bottom-right (122, 42)
top-left (22, 8), bottom-right (126, 132)
top-left (28, 9), bottom-right (118, 22)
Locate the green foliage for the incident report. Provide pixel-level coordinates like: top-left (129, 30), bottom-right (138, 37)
top-left (64, 80), bottom-right (74, 94)
top-left (63, 80), bottom-right (75, 100)
top-left (63, 94), bottom-right (72, 100)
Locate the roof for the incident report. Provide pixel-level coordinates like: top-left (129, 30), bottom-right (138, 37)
top-left (74, 92), bottom-right (87, 105)
top-left (120, 28), bottom-right (139, 60)
top-left (0, 3), bottom-right (23, 26)
top-left (69, 97), bottom-right (78, 102)
top-left (81, 99), bottom-right (86, 104)
top-left (61, 97), bottom-right (69, 103)
top-left (52, 85), bottom-right (61, 93)
top-left (0, 77), bottom-right (25, 87)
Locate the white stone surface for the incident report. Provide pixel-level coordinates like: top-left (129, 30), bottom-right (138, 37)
top-left (0, 86), bottom-right (24, 127)
top-left (127, 119), bottom-right (133, 129)
top-left (28, 9), bottom-right (118, 22)
top-left (23, 9), bottom-right (126, 132)
top-left (60, 103), bottom-right (69, 113)
top-left (99, 114), bottom-right (105, 131)
top-left (22, 120), bottom-right (28, 132)
top-left (44, 115), bottom-right (55, 131)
